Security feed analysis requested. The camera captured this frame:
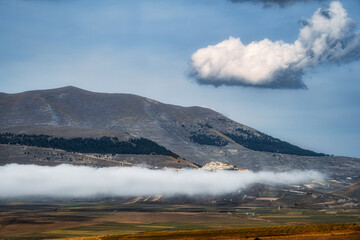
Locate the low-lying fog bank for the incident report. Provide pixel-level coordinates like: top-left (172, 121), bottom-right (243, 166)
top-left (0, 164), bottom-right (325, 198)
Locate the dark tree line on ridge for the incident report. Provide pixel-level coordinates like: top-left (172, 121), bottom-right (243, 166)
top-left (0, 132), bottom-right (179, 158)
top-left (190, 133), bottom-right (228, 147)
top-left (189, 123), bottom-right (324, 156)
top-left (224, 128), bottom-right (325, 157)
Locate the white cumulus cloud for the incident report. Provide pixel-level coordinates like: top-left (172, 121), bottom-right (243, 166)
top-left (190, 1), bottom-right (360, 89)
top-left (0, 164), bottom-right (324, 198)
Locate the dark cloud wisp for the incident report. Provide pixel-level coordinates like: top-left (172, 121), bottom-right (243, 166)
top-left (229, 0), bottom-right (325, 8)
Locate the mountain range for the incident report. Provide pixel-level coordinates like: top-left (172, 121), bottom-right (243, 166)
top-left (0, 86), bottom-right (359, 181)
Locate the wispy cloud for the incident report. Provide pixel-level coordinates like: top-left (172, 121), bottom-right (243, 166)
top-left (0, 164), bottom-right (324, 198)
top-left (190, 1), bottom-right (360, 89)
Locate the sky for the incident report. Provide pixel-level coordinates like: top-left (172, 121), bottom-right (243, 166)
top-left (0, 0), bottom-right (359, 157)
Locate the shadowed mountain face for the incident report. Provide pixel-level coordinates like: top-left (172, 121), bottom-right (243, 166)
top-left (0, 86), bottom-right (320, 156)
top-left (0, 86), bottom-right (222, 135)
top-left (0, 86), bottom-right (359, 177)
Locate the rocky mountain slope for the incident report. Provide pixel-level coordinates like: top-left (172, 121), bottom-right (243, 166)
top-left (0, 86), bottom-right (359, 180)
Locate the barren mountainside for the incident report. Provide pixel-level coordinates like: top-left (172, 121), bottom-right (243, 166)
top-left (0, 86), bottom-right (320, 155)
top-left (0, 86), bottom-right (359, 179)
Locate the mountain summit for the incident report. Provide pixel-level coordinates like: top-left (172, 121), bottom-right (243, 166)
top-left (0, 86), bottom-right (359, 177)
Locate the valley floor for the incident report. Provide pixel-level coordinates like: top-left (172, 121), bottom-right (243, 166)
top-left (0, 198), bottom-right (359, 239)
top-left (53, 223), bottom-right (360, 240)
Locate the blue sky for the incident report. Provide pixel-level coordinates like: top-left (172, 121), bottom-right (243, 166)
top-left (1, 0), bottom-right (360, 157)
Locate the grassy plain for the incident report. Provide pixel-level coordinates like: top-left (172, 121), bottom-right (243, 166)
top-left (54, 223), bottom-right (360, 240)
top-left (0, 198), bottom-right (360, 239)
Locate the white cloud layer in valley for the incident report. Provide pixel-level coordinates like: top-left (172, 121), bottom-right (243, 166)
top-left (0, 164), bottom-right (324, 198)
top-left (191, 1), bottom-right (360, 88)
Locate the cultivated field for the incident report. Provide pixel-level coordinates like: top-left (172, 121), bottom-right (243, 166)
top-left (1, 197), bottom-right (359, 239)
top-left (54, 223), bottom-right (360, 240)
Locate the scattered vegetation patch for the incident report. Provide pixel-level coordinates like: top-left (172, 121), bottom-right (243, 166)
top-left (224, 128), bottom-right (325, 156)
top-left (190, 134), bottom-right (228, 147)
top-left (95, 223), bottom-right (360, 240)
top-left (0, 132), bottom-right (178, 157)
top-left (198, 123), bottom-right (213, 129)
